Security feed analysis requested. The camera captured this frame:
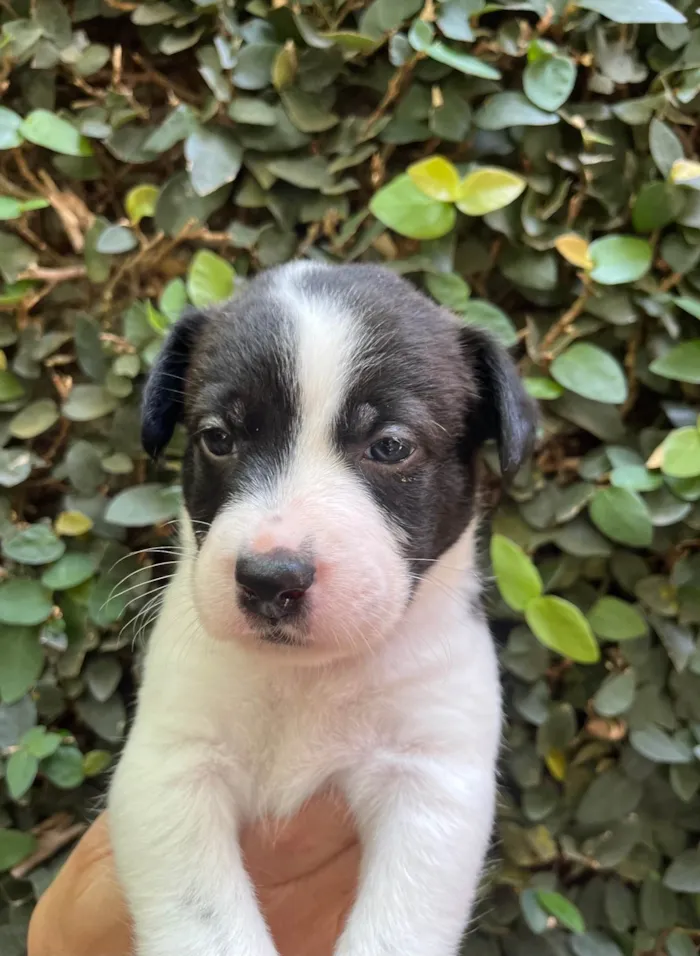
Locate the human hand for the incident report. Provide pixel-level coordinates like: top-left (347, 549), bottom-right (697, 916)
top-left (27, 790), bottom-right (359, 956)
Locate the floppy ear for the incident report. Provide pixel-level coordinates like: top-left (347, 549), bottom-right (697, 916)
top-left (141, 308), bottom-right (208, 459)
top-left (460, 325), bottom-right (538, 480)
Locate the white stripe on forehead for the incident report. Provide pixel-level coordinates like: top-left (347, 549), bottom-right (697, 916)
top-left (272, 262), bottom-right (368, 459)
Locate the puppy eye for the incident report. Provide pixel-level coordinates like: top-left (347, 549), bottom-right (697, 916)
top-left (365, 436), bottom-right (414, 465)
top-left (200, 426), bottom-right (233, 458)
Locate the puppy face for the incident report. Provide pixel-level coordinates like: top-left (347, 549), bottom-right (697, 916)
top-left (142, 262), bottom-right (536, 660)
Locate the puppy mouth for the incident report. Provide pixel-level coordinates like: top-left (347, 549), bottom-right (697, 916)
top-left (255, 622), bottom-right (305, 647)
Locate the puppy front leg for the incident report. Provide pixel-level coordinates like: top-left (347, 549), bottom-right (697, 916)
top-left (336, 759), bottom-right (496, 956)
top-left (109, 738), bottom-right (278, 956)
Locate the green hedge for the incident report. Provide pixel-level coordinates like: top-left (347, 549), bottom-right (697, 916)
top-left (1, 0), bottom-right (700, 952)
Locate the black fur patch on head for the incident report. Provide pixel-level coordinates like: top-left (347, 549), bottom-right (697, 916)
top-left (141, 262), bottom-right (536, 567)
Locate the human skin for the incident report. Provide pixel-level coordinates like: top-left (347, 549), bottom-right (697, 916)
top-left (27, 791), bottom-right (359, 956)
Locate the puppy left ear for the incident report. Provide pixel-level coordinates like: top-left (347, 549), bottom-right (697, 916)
top-left (141, 308), bottom-right (208, 459)
top-left (460, 325), bottom-right (538, 480)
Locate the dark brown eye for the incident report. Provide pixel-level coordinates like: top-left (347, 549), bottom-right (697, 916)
top-left (200, 427), bottom-right (233, 458)
top-left (365, 436), bottom-right (414, 465)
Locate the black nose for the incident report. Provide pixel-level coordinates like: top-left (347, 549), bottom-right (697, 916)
top-left (236, 550), bottom-right (315, 622)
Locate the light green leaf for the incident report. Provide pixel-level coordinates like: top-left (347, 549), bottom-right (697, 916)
top-left (187, 249), bottom-right (236, 308)
top-left (407, 156), bottom-right (461, 202)
top-left (425, 272), bottom-right (470, 312)
top-left (650, 340), bottom-right (700, 384)
top-left (523, 377), bottom-right (564, 400)
top-left (456, 167), bottom-right (526, 217)
top-left (659, 427), bottom-right (700, 478)
top-left (370, 174), bottom-right (455, 240)
top-left (105, 483), bottom-right (181, 527)
top-left (576, 0), bottom-right (686, 24)
top-left (630, 726), bottom-right (693, 763)
top-left (588, 235), bottom-right (652, 285)
top-left (526, 595), bottom-right (601, 663)
top-left (587, 596), bottom-right (648, 641)
top-left (22, 726), bottom-right (61, 759)
top-left (125, 184), bottom-right (159, 224)
top-left (523, 55), bottom-right (576, 112)
top-left (649, 117), bottom-right (684, 178)
top-left (0, 370), bottom-right (26, 403)
top-left (550, 343), bottom-right (627, 404)
top-left (20, 110), bottom-right (93, 157)
top-left (610, 464), bottom-right (662, 492)
top-left (535, 891), bottom-right (585, 934)
top-left (490, 534), bottom-right (543, 612)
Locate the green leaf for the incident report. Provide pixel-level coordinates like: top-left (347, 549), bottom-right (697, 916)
top-left (0, 626), bottom-right (43, 703)
top-left (370, 174), bottom-right (455, 240)
top-left (523, 55), bottom-right (576, 112)
top-left (630, 726), bottom-right (693, 763)
top-left (95, 225), bottom-right (138, 254)
top-left (436, 0), bottom-right (476, 41)
top-left (0, 580), bottom-right (53, 626)
top-left (0, 829), bottom-right (37, 871)
top-left (19, 110), bottom-right (93, 157)
top-left (650, 340), bottom-right (700, 384)
top-left (0, 370), bottom-right (26, 403)
top-left (610, 464), bottom-right (662, 492)
top-left (592, 670), bottom-right (636, 717)
top-left (589, 487), bottom-right (653, 548)
top-left (535, 891), bottom-right (585, 934)
top-left (550, 343), bottom-right (627, 404)
top-left (461, 300), bottom-right (518, 347)
top-left (83, 749), bottom-right (112, 776)
top-left (576, 0), bottom-right (686, 24)
top-left (6, 749), bottom-right (38, 800)
top-left (425, 272), bottom-right (470, 312)
top-left (105, 483), bottom-right (181, 527)
top-left (526, 595), bottom-right (601, 663)
top-left (159, 277), bottom-right (188, 323)
top-left (41, 552), bottom-right (98, 590)
top-left (22, 726), bottom-right (61, 759)
top-left (184, 126), bottom-right (243, 197)
top-left (649, 118), bottom-right (684, 178)
top-left (125, 184), bottom-right (159, 224)
top-left (407, 156), bottom-right (460, 202)
top-left (9, 399), bottom-right (59, 439)
top-left (659, 427), bottom-right (700, 478)
top-left (62, 384), bottom-right (118, 421)
top-left (42, 745), bottom-right (86, 789)
top-left (632, 182), bottom-right (684, 233)
top-left (663, 850), bottom-right (700, 893)
top-left (475, 92), bottom-right (559, 131)
top-left (187, 249), bottom-right (236, 308)
top-left (588, 596), bottom-right (648, 641)
top-left (523, 377), bottom-right (564, 400)
top-left (407, 18), bottom-right (434, 51)
top-left (2, 524), bottom-right (66, 565)
top-left (490, 534), bottom-right (543, 612)
top-left (424, 41), bottom-right (501, 79)
top-left (0, 107), bottom-right (23, 150)
top-left (588, 235), bottom-right (652, 285)
top-left (456, 167), bottom-right (526, 217)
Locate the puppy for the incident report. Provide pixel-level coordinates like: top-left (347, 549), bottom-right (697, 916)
top-left (108, 261), bottom-right (536, 956)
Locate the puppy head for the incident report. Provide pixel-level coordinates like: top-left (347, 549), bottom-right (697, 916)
top-left (143, 262), bottom-right (536, 660)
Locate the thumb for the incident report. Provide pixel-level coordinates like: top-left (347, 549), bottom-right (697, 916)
top-left (27, 813), bottom-right (132, 956)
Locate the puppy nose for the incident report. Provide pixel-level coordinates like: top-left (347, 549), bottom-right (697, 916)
top-left (236, 550), bottom-right (315, 621)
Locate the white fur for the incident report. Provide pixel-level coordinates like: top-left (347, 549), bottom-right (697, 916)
top-left (109, 263), bottom-right (502, 956)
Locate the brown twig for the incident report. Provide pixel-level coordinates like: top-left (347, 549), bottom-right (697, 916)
top-left (10, 814), bottom-right (87, 880)
top-left (131, 53), bottom-right (201, 106)
top-left (363, 52), bottom-right (426, 135)
top-left (540, 291), bottom-right (589, 356)
top-left (20, 264), bottom-right (87, 282)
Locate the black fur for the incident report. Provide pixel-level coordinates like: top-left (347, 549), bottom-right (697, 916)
top-left (141, 263), bottom-right (537, 572)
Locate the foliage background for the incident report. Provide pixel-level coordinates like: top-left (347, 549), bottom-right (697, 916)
top-left (1, 0), bottom-right (700, 952)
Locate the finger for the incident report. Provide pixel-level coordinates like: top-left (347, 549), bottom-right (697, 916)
top-left (27, 814), bottom-right (132, 956)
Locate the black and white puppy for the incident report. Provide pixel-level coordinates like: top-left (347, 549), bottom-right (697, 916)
top-left (108, 261), bottom-right (536, 956)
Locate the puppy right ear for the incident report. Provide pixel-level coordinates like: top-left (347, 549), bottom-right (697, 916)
top-left (141, 308), bottom-right (207, 459)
